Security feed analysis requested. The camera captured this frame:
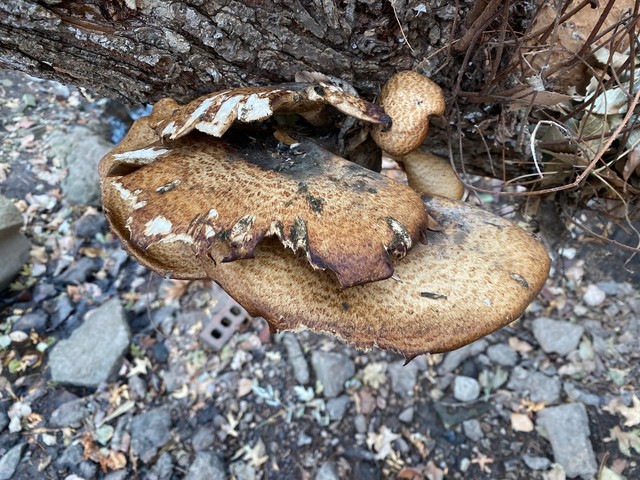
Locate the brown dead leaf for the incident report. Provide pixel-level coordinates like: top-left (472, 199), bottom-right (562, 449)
top-left (160, 279), bottom-right (190, 302)
top-left (508, 336), bottom-right (533, 353)
top-left (237, 378), bottom-right (254, 398)
top-left (623, 150), bottom-right (640, 182)
top-left (81, 433), bottom-right (128, 472)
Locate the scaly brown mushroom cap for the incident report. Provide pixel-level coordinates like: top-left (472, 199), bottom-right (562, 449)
top-left (101, 102), bottom-right (430, 288)
top-left (371, 71), bottom-right (446, 157)
top-left (397, 149), bottom-right (465, 200)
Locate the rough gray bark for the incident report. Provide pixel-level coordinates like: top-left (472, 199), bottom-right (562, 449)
top-left (0, 0), bottom-right (460, 105)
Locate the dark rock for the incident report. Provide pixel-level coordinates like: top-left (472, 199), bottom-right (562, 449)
top-left (0, 232), bottom-right (30, 293)
top-left (185, 451), bottom-right (226, 480)
top-left (73, 214), bottom-right (107, 238)
top-left (128, 375), bottom-right (147, 401)
top-left (507, 367), bottom-right (561, 404)
top-left (48, 294), bottom-right (74, 330)
top-left (537, 403), bottom-right (597, 478)
top-left (282, 333), bottom-right (310, 385)
top-left (32, 282), bottom-right (57, 303)
top-left (151, 342), bottom-right (170, 364)
top-left (49, 297), bottom-right (131, 388)
top-left (354, 461), bottom-right (380, 480)
top-left (0, 443), bottom-right (25, 480)
top-left (388, 360), bottom-right (419, 398)
top-left (130, 407), bottom-right (172, 463)
top-left (316, 461), bottom-right (339, 480)
top-left (438, 339), bottom-right (488, 374)
top-left (326, 396), bottom-right (350, 421)
top-left (55, 443), bottom-right (84, 469)
top-left (103, 470), bottom-right (130, 480)
top-left (54, 257), bottom-right (101, 285)
top-left (310, 351), bottom-right (355, 398)
top-left (191, 427), bottom-right (215, 451)
top-left (49, 398), bottom-right (90, 428)
top-left (13, 310), bottom-right (48, 333)
top-left (149, 451), bottom-right (173, 480)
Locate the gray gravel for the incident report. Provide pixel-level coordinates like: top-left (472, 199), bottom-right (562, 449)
top-left (0, 443), bottom-right (25, 480)
top-left (532, 317), bottom-right (584, 356)
top-left (453, 376), bottom-right (480, 402)
top-left (486, 343), bottom-right (518, 366)
top-left (537, 403), bottom-right (597, 478)
top-left (316, 461), bottom-right (340, 480)
top-left (462, 419), bottom-right (484, 441)
top-left (507, 366), bottom-right (561, 404)
top-left (185, 452), bottom-right (226, 480)
top-left (310, 351), bottom-right (355, 398)
top-left (49, 297), bottom-right (131, 387)
top-left (388, 360), bottom-right (419, 398)
top-left (326, 395), bottom-right (351, 421)
top-left (129, 407), bottom-right (172, 463)
top-left (281, 333), bottom-right (310, 385)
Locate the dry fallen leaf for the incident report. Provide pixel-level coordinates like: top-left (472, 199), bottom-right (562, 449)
top-left (608, 426), bottom-right (640, 457)
top-left (367, 425), bottom-right (400, 460)
top-left (362, 362), bottom-right (387, 389)
top-left (604, 395), bottom-right (640, 427)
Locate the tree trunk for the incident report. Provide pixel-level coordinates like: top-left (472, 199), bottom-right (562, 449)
top-left (0, 0), bottom-right (461, 104)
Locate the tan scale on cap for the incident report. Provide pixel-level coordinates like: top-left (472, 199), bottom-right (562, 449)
top-left (101, 103), bottom-right (429, 289)
top-left (371, 71), bottom-right (446, 157)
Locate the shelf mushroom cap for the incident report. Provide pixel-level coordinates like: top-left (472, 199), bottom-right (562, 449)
top-left (371, 71), bottom-right (446, 157)
top-left (101, 102), bottom-right (430, 288)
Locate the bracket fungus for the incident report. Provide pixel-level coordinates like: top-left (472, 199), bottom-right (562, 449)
top-left (99, 71), bottom-right (551, 357)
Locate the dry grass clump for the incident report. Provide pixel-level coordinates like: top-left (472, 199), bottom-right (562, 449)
top-left (441, 0), bottom-right (640, 251)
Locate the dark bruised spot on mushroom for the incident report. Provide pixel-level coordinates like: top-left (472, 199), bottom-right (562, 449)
top-left (421, 292), bottom-right (448, 300)
top-left (156, 179), bottom-right (181, 194)
top-left (510, 273), bottom-right (530, 289)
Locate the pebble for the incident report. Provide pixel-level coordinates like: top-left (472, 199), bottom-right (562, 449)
top-left (55, 257), bottom-right (101, 285)
top-left (128, 375), bottom-right (147, 400)
top-left (185, 451), bottom-right (226, 480)
top-left (0, 443), bottom-right (25, 480)
top-left (522, 454), bottom-right (551, 470)
top-left (49, 298), bottom-right (131, 387)
top-left (532, 317), bottom-right (584, 356)
top-left (13, 310), bottom-right (48, 333)
top-left (149, 451), bottom-right (173, 480)
top-left (583, 284), bottom-right (606, 307)
top-left (0, 406), bottom-right (8, 433)
top-left (462, 419), bottom-right (484, 441)
top-left (310, 351), bottom-right (355, 398)
top-left (354, 414), bottom-right (368, 434)
top-left (46, 126), bottom-right (114, 206)
top-left (129, 407), bottom-right (172, 463)
top-left (564, 382), bottom-right (607, 407)
top-left (438, 339), bottom-right (488, 374)
top-left (453, 376), bottom-right (480, 402)
top-left (229, 461), bottom-right (256, 480)
top-left (191, 426), bottom-right (215, 451)
top-left (103, 470), bottom-right (129, 480)
top-left (596, 280), bottom-right (619, 296)
top-left (316, 461), bottom-right (340, 480)
top-left (326, 395), bottom-right (351, 421)
top-left (486, 344), bottom-right (518, 366)
top-left (48, 294), bottom-right (74, 330)
top-left (507, 367), bottom-right (561, 404)
top-left (0, 195), bottom-right (31, 292)
top-left (537, 403), bottom-right (597, 478)
top-left (281, 333), bottom-right (310, 385)
top-left (398, 407), bottom-right (414, 424)
top-left (388, 360), bottom-right (419, 398)
top-left (49, 398), bottom-right (89, 428)
top-left (73, 213), bottom-right (107, 238)
top-left (55, 443), bottom-right (84, 469)
top-left (32, 282), bottom-right (57, 303)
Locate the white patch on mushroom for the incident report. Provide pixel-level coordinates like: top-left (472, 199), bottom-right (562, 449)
top-left (196, 95), bottom-right (241, 137)
top-left (205, 225), bottom-right (216, 239)
top-left (387, 218), bottom-right (413, 249)
top-left (484, 298), bottom-right (492, 306)
top-left (161, 121), bottom-right (176, 137)
top-left (230, 215), bottom-right (256, 244)
top-left (237, 93), bottom-right (273, 122)
top-left (112, 181), bottom-right (146, 209)
top-left (174, 96), bottom-right (216, 138)
top-left (113, 147), bottom-right (170, 161)
top-left (157, 233), bottom-right (194, 245)
top-left (144, 216), bottom-right (173, 236)
top-left (207, 208), bottom-right (219, 219)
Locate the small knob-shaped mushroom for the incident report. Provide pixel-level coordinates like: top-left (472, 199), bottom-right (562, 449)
top-left (371, 71), bottom-right (445, 157)
top-left (397, 149), bottom-right (465, 200)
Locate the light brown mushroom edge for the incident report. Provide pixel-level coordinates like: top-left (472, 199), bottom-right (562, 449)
top-left (100, 71), bottom-right (551, 357)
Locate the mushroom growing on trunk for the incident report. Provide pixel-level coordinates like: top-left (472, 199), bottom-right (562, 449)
top-left (99, 71), bottom-right (550, 357)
